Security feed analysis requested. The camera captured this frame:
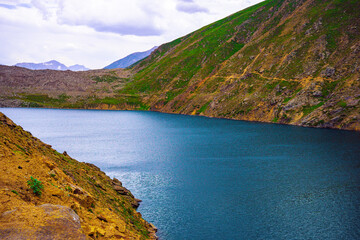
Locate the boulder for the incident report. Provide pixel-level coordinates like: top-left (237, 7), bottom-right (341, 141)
top-left (321, 67), bottom-right (335, 77)
top-left (0, 204), bottom-right (86, 240)
top-left (112, 178), bottom-right (122, 187)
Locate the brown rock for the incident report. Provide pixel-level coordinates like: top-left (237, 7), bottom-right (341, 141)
top-left (114, 187), bottom-right (129, 195)
top-left (73, 188), bottom-right (83, 195)
top-left (97, 215), bottom-right (108, 222)
top-left (0, 204), bottom-right (86, 240)
top-left (112, 178), bottom-right (122, 186)
top-left (74, 194), bottom-right (95, 208)
top-left (95, 180), bottom-right (106, 191)
top-left (44, 158), bottom-right (56, 170)
top-left (149, 223), bottom-right (158, 233)
top-left (131, 201), bottom-right (140, 209)
top-left (321, 67), bottom-right (336, 77)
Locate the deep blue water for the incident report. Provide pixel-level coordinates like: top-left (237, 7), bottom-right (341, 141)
top-left (1, 108), bottom-right (360, 240)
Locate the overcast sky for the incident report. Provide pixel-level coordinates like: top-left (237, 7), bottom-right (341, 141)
top-left (0, 0), bottom-right (263, 69)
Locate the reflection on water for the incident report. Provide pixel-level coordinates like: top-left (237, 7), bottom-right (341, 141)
top-left (2, 108), bottom-right (360, 240)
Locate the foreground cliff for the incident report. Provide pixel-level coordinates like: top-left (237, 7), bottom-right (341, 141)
top-left (0, 0), bottom-right (359, 131)
top-left (0, 112), bottom-right (157, 239)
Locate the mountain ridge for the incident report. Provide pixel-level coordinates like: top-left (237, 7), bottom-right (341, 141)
top-left (15, 60), bottom-right (89, 71)
top-left (104, 47), bottom-right (157, 69)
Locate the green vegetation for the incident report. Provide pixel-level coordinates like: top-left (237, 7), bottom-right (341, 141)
top-left (197, 101), bottom-right (211, 114)
top-left (11, 190), bottom-right (18, 195)
top-left (15, 143), bottom-right (26, 153)
top-left (283, 97), bottom-right (292, 104)
top-left (322, 80), bottom-right (339, 97)
top-left (337, 100), bottom-right (347, 108)
top-left (265, 81), bottom-right (280, 90)
top-left (302, 102), bottom-right (324, 116)
top-left (27, 176), bottom-right (44, 196)
top-left (92, 74), bottom-right (120, 83)
top-left (247, 86), bottom-right (255, 94)
top-left (272, 117), bottom-right (279, 123)
top-left (22, 94), bottom-right (70, 106)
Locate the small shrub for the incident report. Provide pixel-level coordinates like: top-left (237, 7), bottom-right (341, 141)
top-left (11, 190), bottom-right (18, 195)
top-left (337, 100), bottom-right (347, 108)
top-left (65, 186), bottom-right (72, 192)
top-left (27, 176), bottom-right (44, 196)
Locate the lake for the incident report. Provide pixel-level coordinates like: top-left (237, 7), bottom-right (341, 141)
top-left (1, 108), bottom-right (360, 240)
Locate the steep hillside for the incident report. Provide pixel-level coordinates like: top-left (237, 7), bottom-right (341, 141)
top-left (124, 0), bottom-right (360, 130)
top-left (1, 0), bottom-right (359, 131)
top-left (0, 112), bottom-right (157, 239)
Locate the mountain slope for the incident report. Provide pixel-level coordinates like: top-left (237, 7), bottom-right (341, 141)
top-left (104, 47), bottom-right (157, 69)
top-left (122, 0), bottom-right (360, 130)
top-left (15, 60), bottom-right (89, 71)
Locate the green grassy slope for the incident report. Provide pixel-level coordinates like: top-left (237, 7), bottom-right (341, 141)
top-left (123, 0), bottom-right (360, 130)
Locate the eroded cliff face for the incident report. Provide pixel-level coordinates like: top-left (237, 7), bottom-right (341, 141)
top-left (0, 112), bottom-right (157, 239)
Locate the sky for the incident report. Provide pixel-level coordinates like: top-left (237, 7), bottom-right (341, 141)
top-left (0, 0), bottom-right (263, 69)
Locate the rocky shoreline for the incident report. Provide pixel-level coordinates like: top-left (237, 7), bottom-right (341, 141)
top-left (0, 112), bottom-right (157, 239)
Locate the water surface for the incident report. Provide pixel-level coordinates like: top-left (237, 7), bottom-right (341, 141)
top-left (2, 108), bottom-right (360, 240)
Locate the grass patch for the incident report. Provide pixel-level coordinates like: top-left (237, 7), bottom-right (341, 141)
top-left (265, 81), bottom-right (280, 90)
top-left (15, 144), bottom-right (26, 153)
top-left (21, 94), bottom-right (70, 107)
top-left (283, 97), bottom-right (292, 104)
top-left (302, 102), bottom-right (324, 116)
top-left (92, 74), bottom-right (120, 83)
top-left (247, 86), bottom-right (255, 94)
top-left (322, 80), bottom-right (339, 97)
top-left (197, 101), bottom-right (211, 114)
top-left (337, 100), bottom-right (347, 108)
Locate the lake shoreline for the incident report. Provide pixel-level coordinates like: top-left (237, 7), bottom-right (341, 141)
top-left (2, 105), bottom-right (359, 132)
top-left (1, 108), bottom-right (360, 239)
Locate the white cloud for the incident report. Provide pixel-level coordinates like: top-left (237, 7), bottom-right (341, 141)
top-left (0, 0), bottom-right (263, 69)
top-left (176, 0), bottom-right (209, 14)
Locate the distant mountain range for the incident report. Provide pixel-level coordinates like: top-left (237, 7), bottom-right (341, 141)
top-left (104, 46), bottom-right (157, 69)
top-left (15, 60), bottom-right (89, 71)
